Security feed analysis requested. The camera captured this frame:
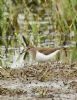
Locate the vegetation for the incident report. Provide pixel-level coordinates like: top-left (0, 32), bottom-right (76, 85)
top-left (0, 0), bottom-right (77, 66)
top-left (0, 1), bottom-right (77, 99)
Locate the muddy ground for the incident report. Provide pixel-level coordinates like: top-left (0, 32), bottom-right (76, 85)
top-left (0, 62), bottom-right (77, 100)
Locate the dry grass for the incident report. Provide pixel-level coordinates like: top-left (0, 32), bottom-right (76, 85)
top-left (0, 62), bottom-right (77, 99)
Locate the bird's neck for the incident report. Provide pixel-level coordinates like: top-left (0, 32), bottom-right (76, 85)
top-left (29, 47), bottom-right (37, 58)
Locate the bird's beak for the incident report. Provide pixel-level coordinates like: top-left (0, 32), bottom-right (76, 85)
top-left (22, 35), bottom-right (29, 47)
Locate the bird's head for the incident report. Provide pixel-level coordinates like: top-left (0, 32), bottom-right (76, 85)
top-left (27, 45), bottom-right (36, 53)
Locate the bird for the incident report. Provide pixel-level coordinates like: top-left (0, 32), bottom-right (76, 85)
top-left (26, 46), bottom-right (61, 62)
top-left (22, 35), bottom-right (68, 63)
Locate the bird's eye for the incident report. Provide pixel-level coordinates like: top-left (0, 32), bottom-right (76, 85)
top-left (27, 47), bottom-right (30, 50)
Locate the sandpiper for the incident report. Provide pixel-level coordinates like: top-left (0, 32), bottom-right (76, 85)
top-left (26, 46), bottom-right (62, 62)
top-left (22, 35), bottom-right (67, 62)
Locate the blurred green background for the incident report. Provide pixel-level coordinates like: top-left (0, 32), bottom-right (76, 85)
top-left (0, 0), bottom-right (77, 67)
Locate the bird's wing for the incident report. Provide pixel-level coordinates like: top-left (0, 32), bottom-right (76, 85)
top-left (38, 47), bottom-right (60, 55)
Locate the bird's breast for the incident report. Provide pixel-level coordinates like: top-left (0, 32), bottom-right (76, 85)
top-left (36, 50), bottom-right (60, 62)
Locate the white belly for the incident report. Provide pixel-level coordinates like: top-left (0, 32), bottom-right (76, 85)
top-left (36, 50), bottom-right (60, 62)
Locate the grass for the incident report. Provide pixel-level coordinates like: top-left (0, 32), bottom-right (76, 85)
top-left (0, 0), bottom-right (77, 67)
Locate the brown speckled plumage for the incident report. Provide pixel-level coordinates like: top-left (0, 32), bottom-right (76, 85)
top-left (27, 46), bottom-right (62, 55)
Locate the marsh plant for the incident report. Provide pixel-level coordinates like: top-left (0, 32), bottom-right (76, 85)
top-left (0, 0), bottom-right (77, 67)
